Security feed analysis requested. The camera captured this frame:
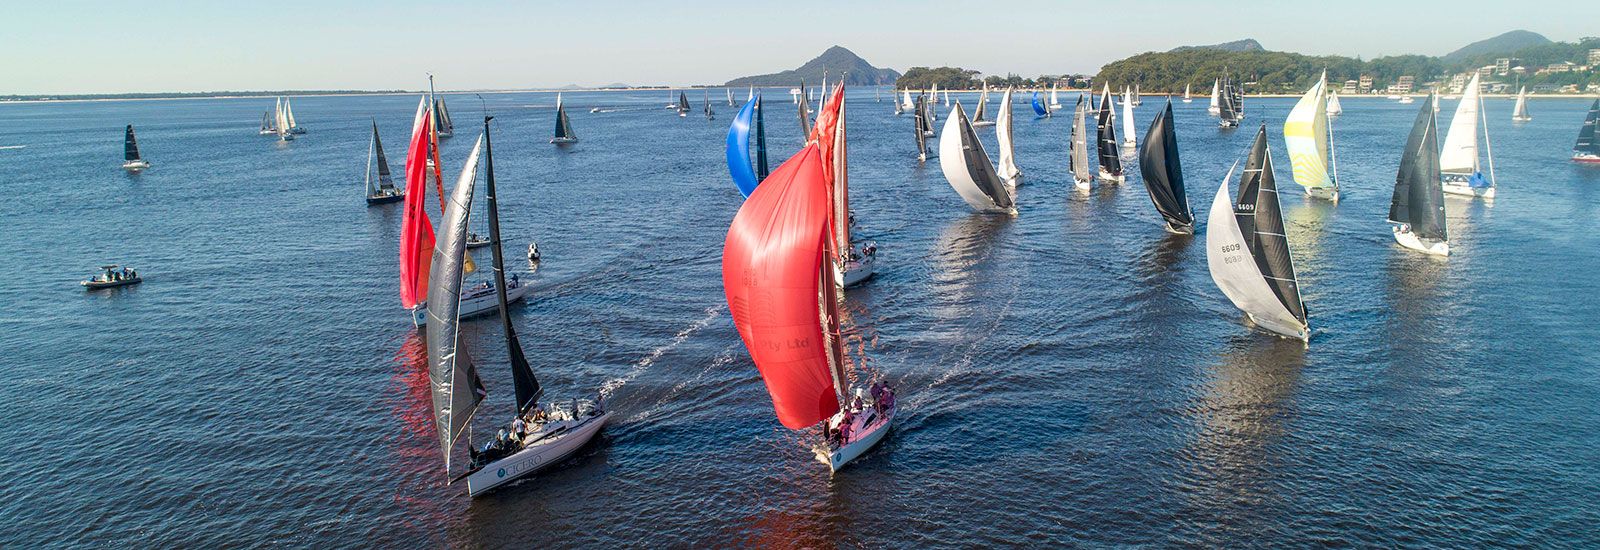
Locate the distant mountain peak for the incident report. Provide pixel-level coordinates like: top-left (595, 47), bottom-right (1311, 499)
top-left (725, 46), bottom-right (900, 87)
top-left (1170, 39), bottom-right (1265, 53)
top-left (1443, 30), bottom-right (1552, 62)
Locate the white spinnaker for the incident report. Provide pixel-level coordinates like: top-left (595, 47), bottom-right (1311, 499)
top-left (939, 104), bottom-right (1008, 212)
top-left (996, 88), bottom-right (1020, 182)
top-left (1284, 76), bottom-right (1333, 191)
top-left (1440, 73), bottom-right (1481, 175)
top-left (1205, 166), bottom-right (1307, 340)
top-left (1121, 88), bottom-right (1136, 146)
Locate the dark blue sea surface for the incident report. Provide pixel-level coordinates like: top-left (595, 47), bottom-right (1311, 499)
top-left (1, 89), bottom-right (1598, 547)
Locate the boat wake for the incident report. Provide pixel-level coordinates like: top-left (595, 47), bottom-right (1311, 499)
top-left (600, 304), bottom-right (723, 399)
top-left (625, 345), bottom-right (736, 424)
top-left (0, 145), bottom-right (25, 150)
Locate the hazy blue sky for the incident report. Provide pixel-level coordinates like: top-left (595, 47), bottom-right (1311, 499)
top-left (5, 0), bottom-right (1593, 94)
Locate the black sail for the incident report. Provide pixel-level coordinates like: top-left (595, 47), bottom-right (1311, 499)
top-left (372, 121), bottom-right (396, 191)
top-left (1389, 95), bottom-right (1447, 241)
top-left (1577, 99), bottom-right (1599, 155)
top-left (554, 102), bottom-right (574, 140)
top-left (124, 125), bottom-right (140, 161)
top-left (678, 92), bottom-right (691, 113)
top-left (1096, 92), bottom-right (1121, 174)
top-left (1138, 100), bottom-right (1193, 229)
top-left (425, 135), bottom-right (489, 472)
top-left (1235, 127), bottom-right (1269, 248)
top-left (914, 95), bottom-right (928, 157)
top-left (795, 81), bottom-right (812, 143)
top-left (755, 96), bottom-right (769, 180)
top-left (482, 118), bottom-right (541, 414)
top-left (1247, 123), bottom-right (1306, 324)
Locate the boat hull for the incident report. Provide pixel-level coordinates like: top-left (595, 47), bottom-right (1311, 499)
top-left (466, 411), bottom-right (611, 497)
top-left (122, 161), bottom-right (149, 172)
top-left (550, 137), bottom-right (579, 144)
top-left (1244, 312), bottom-right (1310, 342)
top-left (1097, 168), bottom-right (1124, 183)
top-left (1307, 186), bottom-right (1340, 203)
top-left (82, 277), bottom-right (142, 290)
top-left (413, 282), bottom-right (531, 326)
top-left (1393, 226), bottom-right (1449, 256)
top-left (1442, 181), bottom-right (1495, 199)
top-left (366, 191), bottom-right (404, 205)
top-left (842, 246), bottom-right (877, 289)
top-left (816, 402), bottom-right (895, 472)
top-left (1573, 153), bottom-right (1600, 164)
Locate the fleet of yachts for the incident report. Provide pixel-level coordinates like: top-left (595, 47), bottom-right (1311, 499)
top-left (90, 74), bottom-right (1600, 498)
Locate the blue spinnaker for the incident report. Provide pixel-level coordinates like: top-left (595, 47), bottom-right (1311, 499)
top-left (1031, 92), bottom-right (1048, 116)
top-left (727, 97), bottom-right (759, 198)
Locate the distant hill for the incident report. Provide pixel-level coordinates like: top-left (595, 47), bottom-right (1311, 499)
top-left (1170, 39), bottom-right (1265, 53)
top-left (725, 46), bottom-right (900, 87)
top-left (1442, 30), bottom-right (1552, 63)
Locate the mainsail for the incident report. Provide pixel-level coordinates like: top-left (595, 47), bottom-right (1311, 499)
top-left (678, 91), bottom-right (692, 115)
top-left (722, 145), bottom-right (844, 429)
top-left (553, 93), bottom-right (576, 141)
top-left (1206, 125), bottom-right (1309, 341)
top-left (1284, 72), bottom-right (1338, 197)
top-left (1576, 99), bottom-right (1600, 158)
top-left (1440, 73), bottom-right (1482, 178)
top-left (124, 125), bottom-right (141, 162)
top-left (1121, 87), bottom-right (1136, 146)
top-left (1138, 100), bottom-right (1193, 231)
top-left (814, 83), bottom-right (850, 269)
top-left (1389, 95), bottom-right (1447, 242)
top-left (1096, 84), bottom-right (1122, 177)
top-left (939, 102), bottom-right (1015, 213)
top-left (399, 97), bottom-right (436, 309)
top-left (424, 134), bottom-right (487, 473)
top-left (914, 95), bottom-right (930, 161)
top-left (1511, 87), bottom-right (1530, 121)
top-left (1070, 95), bottom-right (1092, 184)
top-left (1208, 79), bottom-right (1221, 115)
top-left (367, 120), bottom-right (398, 195)
top-left (972, 84), bottom-right (990, 124)
top-left (997, 88), bottom-right (1020, 183)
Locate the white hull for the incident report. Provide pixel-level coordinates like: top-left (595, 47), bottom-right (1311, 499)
top-left (466, 411), bottom-right (611, 496)
top-left (413, 282), bottom-right (531, 326)
top-left (1306, 186), bottom-right (1340, 203)
top-left (1097, 168), bottom-right (1123, 183)
top-left (1393, 226), bottom-right (1449, 256)
top-left (1074, 178), bottom-right (1092, 190)
top-left (842, 245), bottom-right (877, 288)
top-left (1442, 181), bottom-right (1495, 199)
top-left (122, 160), bottom-right (149, 171)
top-left (1575, 153), bottom-right (1600, 163)
top-left (551, 137), bottom-right (578, 144)
top-left (1512, 116), bottom-right (1532, 122)
top-left (1245, 312), bottom-right (1310, 342)
top-left (815, 400), bottom-right (895, 472)
top-left (971, 121), bottom-right (995, 128)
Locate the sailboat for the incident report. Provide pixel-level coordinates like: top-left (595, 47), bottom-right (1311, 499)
top-left (727, 94), bottom-right (771, 198)
top-left (1096, 84), bottom-right (1124, 182)
top-left (1230, 77), bottom-right (1245, 120)
top-left (1284, 71), bottom-right (1341, 201)
top-left (943, 89), bottom-right (950, 107)
top-left (922, 91), bottom-right (938, 128)
top-left (939, 102), bottom-right (1016, 214)
top-left (1030, 91), bottom-right (1049, 117)
top-left (667, 88), bottom-right (679, 109)
top-left (365, 120), bottom-right (404, 204)
top-left (1511, 87), bottom-right (1531, 122)
top-left (1208, 79), bottom-right (1221, 115)
top-left (551, 93), bottom-right (578, 144)
top-left (1132, 84), bottom-right (1142, 106)
top-left (726, 87), bottom-right (735, 107)
top-left (258, 107), bottom-right (277, 135)
top-left (1049, 84), bottom-right (1062, 110)
top-left (971, 84), bottom-right (994, 128)
top-left (796, 82), bottom-right (813, 142)
top-left (997, 88), bottom-right (1021, 186)
top-left (723, 142), bottom-right (897, 473)
top-left (914, 95), bottom-right (932, 162)
top-left (1389, 94), bottom-right (1450, 256)
top-left (1217, 78), bottom-right (1241, 129)
top-left (814, 83), bottom-right (877, 288)
top-left (1121, 87), bottom-right (1136, 147)
top-left (1326, 89), bottom-right (1343, 116)
top-left (1183, 83), bottom-right (1193, 103)
top-left (400, 98), bottom-right (439, 324)
top-left (283, 97), bottom-right (305, 135)
top-left (900, 89), bottom-right (915, 113)
top-left (122, 125), bottom-right (150, 171)
top-left (1138, 99), bottom-right (1193, 233)
top-left (1439, 73), bottom-right (1498, 199)
top-left (677, 92), bottom-right (691, 117)
top-left (1575, 99), bottom-right (1600, 163)
top-left (426, 118), bottom-right (611, 497)
top-left (704, 91), bottom-right (715, 120)
top-left (1069, 95), bottom-right (1093, 189)
top-left (1206, 124), bottom-right (1310, 341)
top-left (429, 76), bottom-right (452, 138)
top-left (274, 97), bottom-right (295, 141)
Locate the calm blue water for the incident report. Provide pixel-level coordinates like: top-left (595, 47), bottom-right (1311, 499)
top-left (2, 89), bottom-right (1598, 547)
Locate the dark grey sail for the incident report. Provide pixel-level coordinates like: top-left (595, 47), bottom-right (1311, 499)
top-left (482, 118), bottom-right (541, 413)
top-left (795, 82), bottom-right (812, 143)
top-left (425, 136), bottom-right (489, 473)
top-left (554, 101), bottom-right (575, 141)
top-left (1244, 123), bottom-right (1306, 325)
top-left (372, 121), bottom-right (397, 191)
top-left (124, 125), bottom-right (141, 162)
top-left (1576, 99), bottom-right (1599, 156)
top-left (678, 92), bottom-right (691, 114)
top-left (1096, 91), bottom-right (1122, 175)
top-left (434, 97), bottom-right (455, 136)
top-left (1218, 76), bottom-right (1239, 126)
top-left (260, 111), bottom-right (273, 133)
top-left (704, 92), bottom-right (714, 120)
top-left (1230, 78), bottom-right (1244, 117)
top-left (973, 87), bottom-right (989, 124)
top-left (914, 95), bottom-right (929, 159)
top-left (954, 103), bottom-right (1015, 209)
top-left (755, 96), bottom-right (770, 180)
top-left (1070, 96), bottom-right (1092, 182)
top-left (1235, 126), bottom-right (1269, 246)
top-left (1138, 100), bottom-right (1193, 230)
top-left (1389, 95), bottom-right (1446, 242)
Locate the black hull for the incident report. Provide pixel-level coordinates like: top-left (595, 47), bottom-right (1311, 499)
top-left (366, 193), bottom-right (405, 205)
top-left (83, 277), bottom-right (142, 290)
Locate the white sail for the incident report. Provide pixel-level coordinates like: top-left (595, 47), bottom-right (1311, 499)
top-left (1205, 165), bottom-right (1308, 340)
top-left (996, 87), bottom-right (1020, 183)
top-left (939, 103), bottom-right (1014, 213)
top-left (1439, 73), bottom-right (1481, 175)
top-left (1121, 87), bottom-right (1136, 147)
top-left (1208, 79), bottom-right (1221, 115)
top-left (275, 97), bottom-right (291, 138)
top-left (1050, 84), bottom-right (1060, 107)
top-left (1284, 73), bottom-right (1336, 195)
top-left (284, 97), bottom-right (297, 129)
top-left (1326, 90), bottom-right (1343, 115)
top-left (1512, 87), bottom-right (1530, 121)
top-left (1184, 84), bottom-right (1191, 100)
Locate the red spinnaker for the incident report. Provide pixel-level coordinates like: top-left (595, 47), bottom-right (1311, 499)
top-left (723, 145), bottom-right (839, 429)
top-left (399, 97), bottom-right (436, 309)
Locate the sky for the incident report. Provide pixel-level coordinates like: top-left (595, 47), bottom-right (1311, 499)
top-left (4, 0), bottom-right (1594, 95)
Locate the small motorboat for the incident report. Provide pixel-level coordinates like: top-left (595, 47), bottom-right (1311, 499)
top-left (527, 241), bottom-right (541, 264)
top-left (82, 265), bottom-right (142, 290)
top-left (465, 233), bottom-right (490, 249)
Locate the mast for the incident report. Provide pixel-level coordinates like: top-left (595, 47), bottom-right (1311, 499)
top-left (482, 118), bottom-right (541, 414)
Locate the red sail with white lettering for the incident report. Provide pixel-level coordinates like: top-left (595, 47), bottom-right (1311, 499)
top-left (399, 97), bottom-right (435, 309)
top-left (722, 144), bottom-right (839, 429)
